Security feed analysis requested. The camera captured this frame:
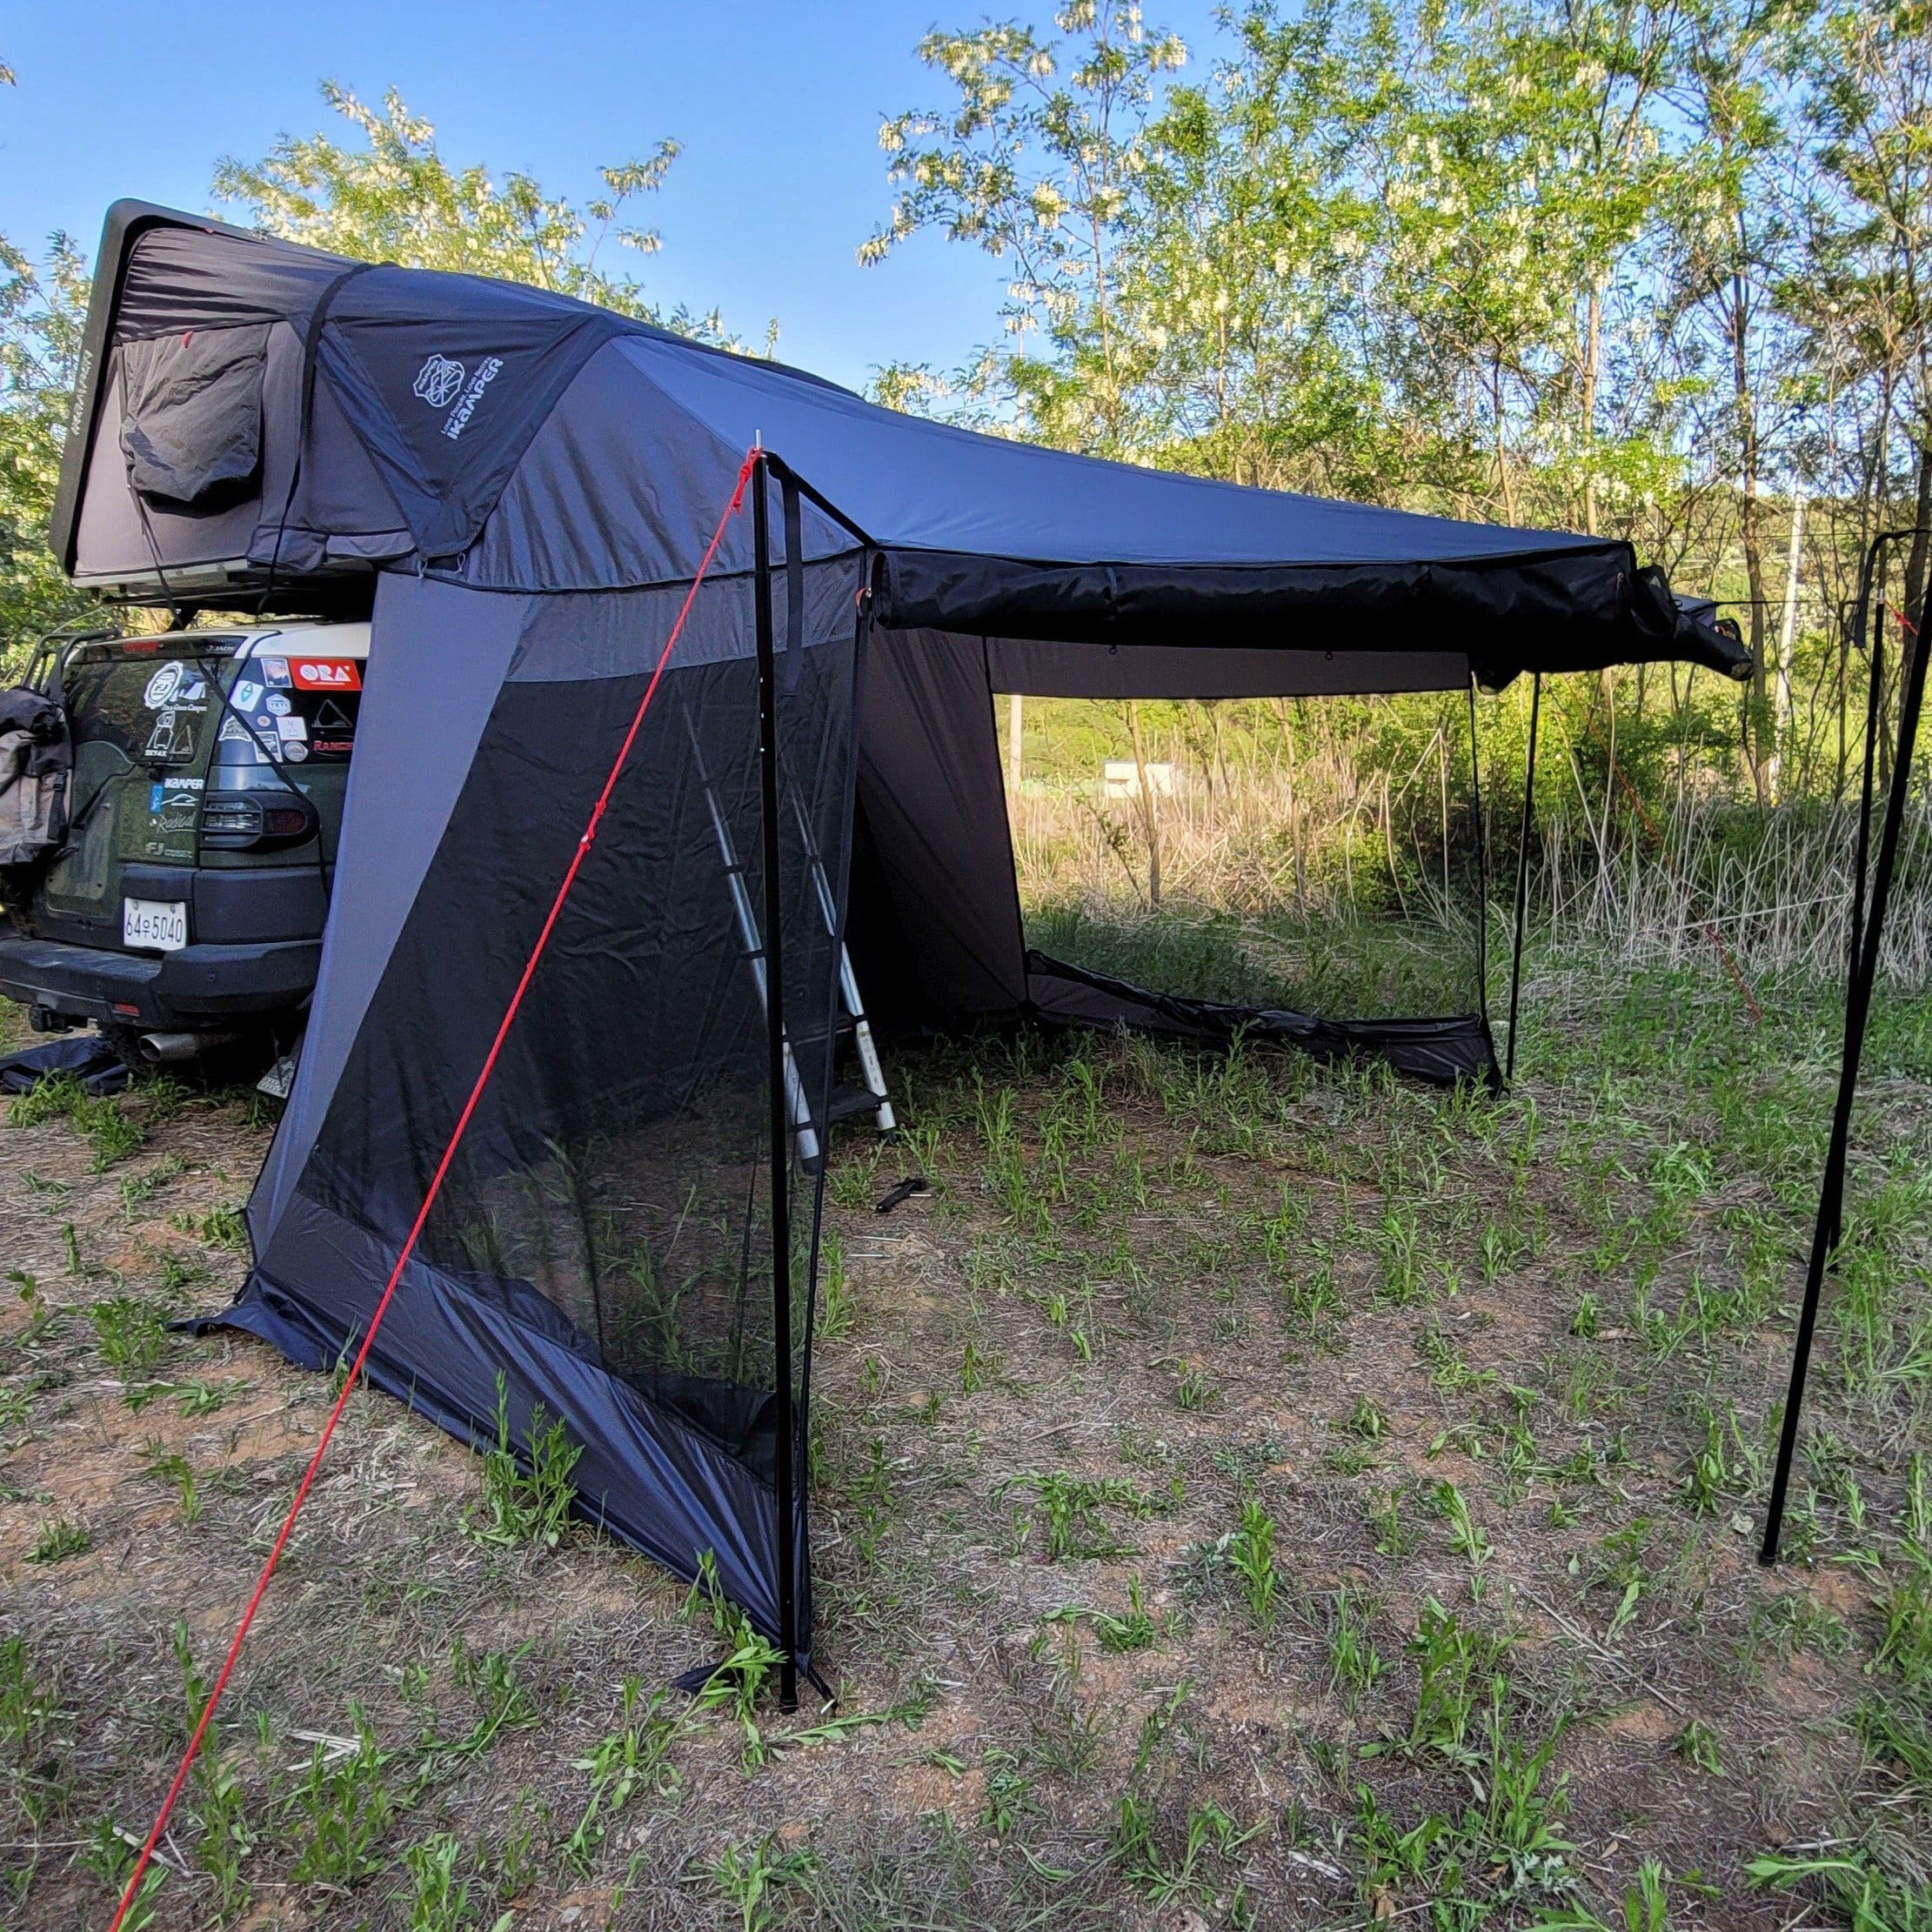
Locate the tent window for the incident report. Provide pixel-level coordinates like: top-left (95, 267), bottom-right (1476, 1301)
top-left (117, 324), bottom-right (271, 509)
top-left (1001, 694), bottom-right (1489, 1030)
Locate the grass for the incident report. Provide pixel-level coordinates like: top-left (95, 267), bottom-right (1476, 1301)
top-left (465, 1374), bottom-right (582, 1550)
top-left (3, 893), bottom-right (1932, 1925)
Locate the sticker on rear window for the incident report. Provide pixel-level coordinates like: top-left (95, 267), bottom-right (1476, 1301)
top-left (144, 661), bottom-right (185, 708)
top-left (260, 658), bottom-right (291, 687)
top-left (143, 710), bottom-right (196, 760)
top-left (291, 658), bottom-right (362, 692)
top-left (266, 692), bottom-right (291, 715)
top-left (232, 679), bottom-right (263, 711)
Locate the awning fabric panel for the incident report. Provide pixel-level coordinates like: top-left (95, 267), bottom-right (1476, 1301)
top-left (56, 204), bottom-right (1750, 689)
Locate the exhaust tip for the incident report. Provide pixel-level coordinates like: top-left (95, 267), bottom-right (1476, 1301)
top-left (137, 1030), bottom-right (238, 1064)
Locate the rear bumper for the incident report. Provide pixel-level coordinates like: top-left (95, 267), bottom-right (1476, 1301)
top-left (0, 933), bottom-right (319, 1031)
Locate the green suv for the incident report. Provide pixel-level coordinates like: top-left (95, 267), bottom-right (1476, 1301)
top-left (0, 621), bottom-right (366, 1065)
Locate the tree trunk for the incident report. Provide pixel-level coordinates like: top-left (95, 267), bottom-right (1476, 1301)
top-left (1126, 700), bottom-right (1161, 908)
top-left (1733, 272), bottom-right (1770, 806)
top-left (1581, 279), bottom-right (1602, 537)
top-left (1773, 486), bottom-right (1806, 801)
top-left (1904, 440), bottom-right (1932, 685)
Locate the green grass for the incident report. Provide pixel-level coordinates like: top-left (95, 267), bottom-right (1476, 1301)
top-left (4, 927), bottom-right (1931, 1930)
top-left (1028, 898), bottom-right (1481, 1021)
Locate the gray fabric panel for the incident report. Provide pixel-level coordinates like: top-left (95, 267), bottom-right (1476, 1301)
top-left (857, 627), bottom-right (1026, 1018)
top-left (249, 574), bottom-right (531, 1246)
top-left (621, 333), bottom-right (1589, 569)
top-left (74, 320), bottom-right (302, 582)
top-left (118, 323), bottom-right (270, 505)
top-left (985, 638), bottom-right (1471, 698)
top-left (469, 339), bottom-right (852, 592)
top-left (264, 370), bottom-right (414, 554)
top-left (112, 221), bottom-right (350, 340)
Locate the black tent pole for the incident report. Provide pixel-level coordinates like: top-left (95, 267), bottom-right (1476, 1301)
top-left (752, 452), bottom-right (800, 1708)
top-left (1506, 673), bottom-right (1541, 1084)
top-left (1467, 679), bottom-right (1494, 1064)
top-left (1761, 527), bottom-right (1929, 1565)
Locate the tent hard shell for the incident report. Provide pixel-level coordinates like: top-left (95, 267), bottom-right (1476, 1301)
top-left (57, 202), bottom-right (1752, 1697)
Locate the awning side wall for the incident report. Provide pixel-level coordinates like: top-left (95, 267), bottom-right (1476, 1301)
top-left (851, 628), bottom-right (1028, 1024)
top-left (251, 573), bottom-right (532, 1247)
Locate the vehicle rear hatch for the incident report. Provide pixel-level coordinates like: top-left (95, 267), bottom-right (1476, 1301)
top-left (37, 638), bottom-right (225, 948)
top-left (35, 629), bottom-right (366, 956)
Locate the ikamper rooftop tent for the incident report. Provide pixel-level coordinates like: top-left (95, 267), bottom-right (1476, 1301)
top-left (53, 202), bottom-right (1752, 1697)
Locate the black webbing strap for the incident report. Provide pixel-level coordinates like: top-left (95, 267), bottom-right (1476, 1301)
top-left (1505, 672), bottom-right (1541, 1082)
top-left (261, 261), bottom-right (380, 592)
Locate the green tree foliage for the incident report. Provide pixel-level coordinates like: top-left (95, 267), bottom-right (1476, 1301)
top-left (214, 83), bottom-right (742, 344)
top-left (0, 231), bottom-right (91, 664)
top-left (866, 0), bottom-right (1932, 804)
top-left (0, 57), bottom-right (97, 666)
top-left (864, 3), bottom-right (1187, 450)
top-left (866, 0), bottom-right (1926, 550)
top-left (1788, 0), bottom-right (1932, 629)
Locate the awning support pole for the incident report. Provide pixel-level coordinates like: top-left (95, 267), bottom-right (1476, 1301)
top-left (752, 453), bottom-right (800, 1707)
top-left (1467, 679), bottom-right (1493, 1059)
top-left (1505, 673), bottom-right (1541, 1083)
top-left (1761, 525), bottom-right (1929, 1565)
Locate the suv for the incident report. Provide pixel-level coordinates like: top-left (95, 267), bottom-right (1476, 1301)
top-left (0, 621), bottom-right (365, 1066)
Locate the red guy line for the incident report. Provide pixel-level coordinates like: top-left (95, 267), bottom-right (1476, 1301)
top-left (108, 447), bottom-right (760, 1932)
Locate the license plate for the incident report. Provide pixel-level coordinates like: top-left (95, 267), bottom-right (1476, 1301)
top-left (124, 898), bottom-right (188, 952)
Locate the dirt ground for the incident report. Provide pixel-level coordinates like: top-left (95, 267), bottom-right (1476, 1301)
top-left (3, 958), bottom-right (1931, 1929)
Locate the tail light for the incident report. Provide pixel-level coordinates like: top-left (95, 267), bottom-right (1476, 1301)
top-left (199, 790), bottom-right (319, 851)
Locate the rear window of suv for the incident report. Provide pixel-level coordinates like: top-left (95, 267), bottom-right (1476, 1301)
top-left (62, 645), bottom-right (219, 769)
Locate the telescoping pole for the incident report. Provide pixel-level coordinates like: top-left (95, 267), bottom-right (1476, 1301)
top-left (752, 454), bottom-right (800, 1708)
top-left (1760, 527), bottom-right (1929, 1565)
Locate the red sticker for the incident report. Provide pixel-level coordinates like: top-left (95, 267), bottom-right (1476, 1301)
top-left (290, 658), bottom-right (363, 692)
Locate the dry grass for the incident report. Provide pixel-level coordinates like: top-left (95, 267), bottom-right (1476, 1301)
top-left (1007, 696), bottom-right (1932, 986)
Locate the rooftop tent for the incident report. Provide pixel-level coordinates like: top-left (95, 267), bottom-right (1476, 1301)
top-left (59, 203), bottom-right (1750, 1694)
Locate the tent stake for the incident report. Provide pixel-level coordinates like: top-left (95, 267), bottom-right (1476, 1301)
top-left (1761, 526), bottom-right (1929, 1566)
top-left (753, 455), bottom-right (801, 1708)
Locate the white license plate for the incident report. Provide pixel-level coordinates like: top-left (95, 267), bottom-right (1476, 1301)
top-left (124, 898), bottom-right (188, 952)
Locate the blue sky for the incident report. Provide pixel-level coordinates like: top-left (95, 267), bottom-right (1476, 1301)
top-left (2, 0), bottom-right (1223, 394)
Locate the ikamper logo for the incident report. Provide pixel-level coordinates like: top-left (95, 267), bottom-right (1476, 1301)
top-left (411, 354), bottom-right (466, 410)
top-left (411, 352), bottom-right (505, 440)
top-left (439, 357), bottom-right (504, 441)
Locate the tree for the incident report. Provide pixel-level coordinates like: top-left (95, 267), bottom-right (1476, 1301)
top-left (861, 3), bottom-right (1187, 451)
top-left (1669, 0), bottom-right (1804, 796)
top-left (1117, 0), bottom-right (1419, 498)
top-left (215, 83), bottom-right (745, 345)
top-left (0, 57), bottom-right (98, 666)
top-left (1793, 0), bottom-right (1932, 647)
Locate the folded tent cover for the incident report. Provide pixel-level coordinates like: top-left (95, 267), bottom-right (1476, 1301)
top-left (53, 203), bottom-right (1750, 1679)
